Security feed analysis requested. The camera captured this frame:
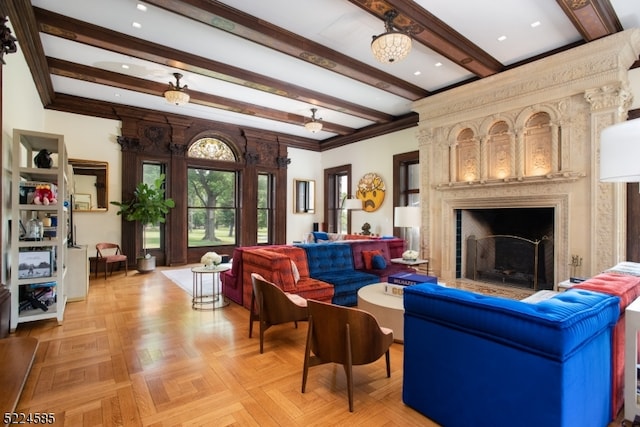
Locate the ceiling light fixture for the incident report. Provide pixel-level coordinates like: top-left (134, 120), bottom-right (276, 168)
top-left (371, 10), bottom-right (412, 64)
top-left (305, 108), bottom-right (323, 133)
top-left (164, 72), bottom-right (190, 106)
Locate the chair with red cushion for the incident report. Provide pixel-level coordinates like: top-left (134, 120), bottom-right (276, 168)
top-left (95, 243), bottom-right (128, 279)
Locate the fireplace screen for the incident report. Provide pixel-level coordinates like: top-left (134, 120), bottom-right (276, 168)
top-left (467, 234), bottom-right (552, 290)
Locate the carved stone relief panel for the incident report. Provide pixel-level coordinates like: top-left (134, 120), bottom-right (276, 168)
top-left (456, 129), bottom-right (478, 182)
top-left (487, 121), bottom-right (511, 179)
top-left (524, 113), bottom-right (552, 176)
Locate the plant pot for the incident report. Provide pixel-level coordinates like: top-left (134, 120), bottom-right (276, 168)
top-left (137, 256), bottom-right (156, 273)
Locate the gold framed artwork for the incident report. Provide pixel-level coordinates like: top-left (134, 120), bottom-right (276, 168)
top-left (355, 172), bottom-right (385, 212)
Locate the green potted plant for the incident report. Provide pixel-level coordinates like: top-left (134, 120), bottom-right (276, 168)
top-left (111, 174), bottom-right (175, 272)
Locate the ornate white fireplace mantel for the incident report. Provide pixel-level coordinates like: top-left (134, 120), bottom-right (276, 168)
top-left (414, 29), bottom-right (640, 286)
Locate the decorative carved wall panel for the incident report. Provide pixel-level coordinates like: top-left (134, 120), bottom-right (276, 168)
top-left (413, 29), bottom-right (640, 285)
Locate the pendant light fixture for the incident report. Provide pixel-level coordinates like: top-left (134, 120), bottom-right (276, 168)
top-left (305, 108), bottom-right (323, 133)
top-left (164, 72), bottom-right (190, 106)
top-left (371, 10), bottom-right (412, 64)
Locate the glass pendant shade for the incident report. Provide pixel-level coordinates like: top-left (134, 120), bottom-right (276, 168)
top-left (371, 10), bottom-right (412, 64)
top-left (371, 31), bottom-right (412, 64)
top-left (305, 108), bottom-right (323, 133)
top-left (164, 72), bottom-right (190, 106)
top-left (164, 89), bottom-right (190, 106)
top-left (305, 121), bottom-right (323, 133)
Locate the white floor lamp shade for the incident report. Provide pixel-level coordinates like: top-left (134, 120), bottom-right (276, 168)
top-left (600, 118), bottom-right (640, 182)
top-left (394, 206), bottom-right (421, 251)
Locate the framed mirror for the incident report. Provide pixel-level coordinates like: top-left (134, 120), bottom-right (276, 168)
top-left (69, 159), bottom-right (109, 212)
top-left (293, 179), bottom-right (315, 214)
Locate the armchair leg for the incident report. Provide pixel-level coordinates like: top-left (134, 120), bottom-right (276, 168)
top-left (345, 324), bottom-right (354, 412)
top-left (385, 350), bottom-right (391, 377)
top-left (301, 316), bottom-right (314, 393)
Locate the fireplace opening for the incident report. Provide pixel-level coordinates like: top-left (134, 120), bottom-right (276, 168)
top-left (458, 208), bottom-right (554, 290)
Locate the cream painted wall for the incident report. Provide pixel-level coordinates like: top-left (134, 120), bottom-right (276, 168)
top-left (41, 110), bottom-right (121, 253)
top-left (286, 148), bottom-right (322, 243)
top-left (318, 127), bottom-right (419, 239)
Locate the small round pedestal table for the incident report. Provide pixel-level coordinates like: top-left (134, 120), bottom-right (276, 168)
top-left (191, 264), bottom-right (231, 310)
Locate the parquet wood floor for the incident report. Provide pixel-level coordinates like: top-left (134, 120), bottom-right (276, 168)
top-left (11, 267), bottom-right (438, 426)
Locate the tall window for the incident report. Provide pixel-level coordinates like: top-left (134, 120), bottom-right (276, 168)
top-left (324, 165), bottom-right (351, 233)
top-left (257, 173), bottom-right (275, 244)
top-left (187, 138), bottom-right (238, 247)
top-left (393, 151), bottom-right (420, 243)
top-left (395, 152), bottom-right (419, 207)
top-left (142, 163), bottom-right (163, 251)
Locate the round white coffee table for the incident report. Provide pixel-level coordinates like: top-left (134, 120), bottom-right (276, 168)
top-left (357, 282), bottom-right (404, 342)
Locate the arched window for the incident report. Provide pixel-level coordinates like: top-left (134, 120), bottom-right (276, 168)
top-left (186, 138), bottom-right (239, 247)
top-left (187, 137), bottom-right (236, 161)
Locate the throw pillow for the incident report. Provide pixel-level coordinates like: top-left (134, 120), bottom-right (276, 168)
top-left (371, 254), bottom-right (387, 270)
top-left (290, 260), bottom-right (300, 283)
top-left (312, 231), bottom-right (329, 242)
top-left (362, 250), bottom-right (382, 269)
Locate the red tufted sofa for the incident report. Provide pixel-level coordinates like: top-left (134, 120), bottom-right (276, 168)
top-left (222, 245), bottom-right (278, 305)
top-left (240, 246), bottom-right (334, 309)
top-left (349, 239), bottom-right (415, 282)
top-left (573, 269), bottom-right (640, 419)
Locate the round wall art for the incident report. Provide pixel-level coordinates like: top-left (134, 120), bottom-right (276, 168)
top-left (356, 172), bottom-right (385, 212)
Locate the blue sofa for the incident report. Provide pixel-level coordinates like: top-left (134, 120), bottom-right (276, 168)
top-left (402, 283), bottom-right (620, 427)
top-left (296, 243), bottom-right (379, 306)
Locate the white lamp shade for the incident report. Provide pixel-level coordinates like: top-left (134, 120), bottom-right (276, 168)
top-left (600, 118), bottom-right (640, 182)
top-left (394, 206), bottom-right (421, 227)
top-left (343, 198), bottom-right (363, 210)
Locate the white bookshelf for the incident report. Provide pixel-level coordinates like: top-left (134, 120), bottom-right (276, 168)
top-left (9, 129), bottom-right (69, 331)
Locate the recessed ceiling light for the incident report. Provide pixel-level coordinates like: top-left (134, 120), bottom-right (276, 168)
top-left (137, 4), bottom-right (147, 12)
top-left (114, 93), bottom-right (121, 98)
top-left (121, 64), bottom-right (129, 69)
top-left (414, 70), bottom-right (421, 76)
top-left (132, 22), bottom-right (142, 29)
top-left (531, 21), bottom-right (541, 28)
top-left (497, 35), bottom-right (507, 42)
top-left (435, 62), bottom-right (442, 67)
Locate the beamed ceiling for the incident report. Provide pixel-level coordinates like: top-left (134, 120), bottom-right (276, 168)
top-left (1, 0), bottom-right (639, 151)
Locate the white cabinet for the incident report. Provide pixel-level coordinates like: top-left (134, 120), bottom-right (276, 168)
top-left (9, 129), bottom-right (68, 331)
top-left (66, 245), bottom-right (88, 301)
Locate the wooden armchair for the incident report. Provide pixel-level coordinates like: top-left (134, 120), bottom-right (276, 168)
top-left (249, 273), bottom-right (309, 353)
top-left (301, 299), bottom-right (393, 412)
top-left (95, 243), bottom-right (128, 279)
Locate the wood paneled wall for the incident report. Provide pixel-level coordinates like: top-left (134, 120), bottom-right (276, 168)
top-left (115, 109), bottom-right (288, 266)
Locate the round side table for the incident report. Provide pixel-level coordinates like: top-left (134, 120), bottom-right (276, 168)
top-left (191, 264), bottom-right (231, 310)
top-left (357, 282), bottom-right (404, 342)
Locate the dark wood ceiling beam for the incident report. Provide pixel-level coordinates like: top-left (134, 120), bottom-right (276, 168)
top-left (347, 0), bottom-right (503, 77)
top-left (34, 7), bottom-right (392, 125)
top-left (47, 58), bottom-right (354, 135)
top-left (1, 0), bottom-right (54, 105)
top-left (144, 0), bottom-right (429, 100)
top-left (555, 0), bottom-right (623, 41)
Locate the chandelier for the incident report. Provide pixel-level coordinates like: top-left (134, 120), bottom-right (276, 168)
top-left (304, 108), bottom-right (323, 133)
top-left (164, 72), bottom-right (190, 106)
top-left (371, 10), bottom-right (412, 64)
